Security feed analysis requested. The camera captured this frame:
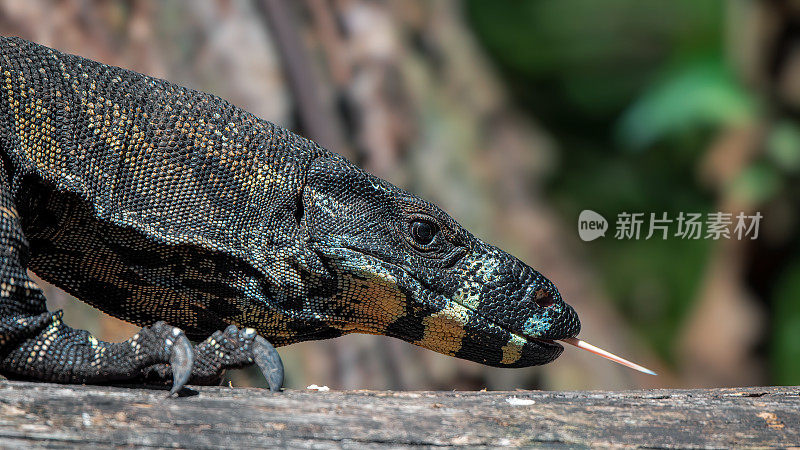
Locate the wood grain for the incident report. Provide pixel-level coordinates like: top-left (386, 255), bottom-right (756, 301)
top-left (0, 381), bottom-right (797, 448)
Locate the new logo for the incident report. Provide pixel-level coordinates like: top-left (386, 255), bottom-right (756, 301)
top-left (578, 210), bottom-right (608, 242)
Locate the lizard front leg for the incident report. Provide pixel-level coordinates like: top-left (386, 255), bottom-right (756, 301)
top-left (0, 165), bottom-right (193, 394)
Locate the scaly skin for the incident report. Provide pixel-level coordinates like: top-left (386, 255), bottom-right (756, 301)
top-left (0, 37), bottom-right (580, 392)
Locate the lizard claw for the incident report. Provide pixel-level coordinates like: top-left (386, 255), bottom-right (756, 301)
top-left (168, 332), bottom-right (194, 396)
top-left (252, 334), bottom-right (284, 392)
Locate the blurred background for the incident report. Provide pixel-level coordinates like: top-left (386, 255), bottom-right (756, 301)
top-left (2, 0), bottom-right (798, 391)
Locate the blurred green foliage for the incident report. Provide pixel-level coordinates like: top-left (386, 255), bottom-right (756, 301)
top-left (767, 120), bottom-right (800, 173)
top-left (465, 0), bottom-right (755, 365)
top-left (773, 262), bottom-right (800, 385)
top-left (618, 61), bottom-right (756, 151)
top-left (465, 0), bottom-right (723, 123)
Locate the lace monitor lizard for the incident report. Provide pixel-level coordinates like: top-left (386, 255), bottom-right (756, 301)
top-left (0, 37), bottom-right (580, 394)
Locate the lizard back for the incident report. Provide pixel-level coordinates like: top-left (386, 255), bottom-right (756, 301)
top-left (0, 36), bottom-right (323, 341)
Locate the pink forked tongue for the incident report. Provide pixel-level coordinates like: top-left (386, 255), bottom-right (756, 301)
top-left (559, 337), bottom-right (657, 376)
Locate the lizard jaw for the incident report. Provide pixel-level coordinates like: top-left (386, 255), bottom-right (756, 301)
top-left (317, 245), bottom-right (572, 366)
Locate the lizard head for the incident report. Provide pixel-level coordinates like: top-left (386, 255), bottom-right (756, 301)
top-left (298, 156), bottom-right (580, 367)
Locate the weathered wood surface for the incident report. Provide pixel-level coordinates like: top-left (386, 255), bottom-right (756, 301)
top-left (0, 381), bottom-right (797, 448)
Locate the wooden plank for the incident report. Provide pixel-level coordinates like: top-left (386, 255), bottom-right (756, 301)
top-left (0, 381), bottom-right (797, 448)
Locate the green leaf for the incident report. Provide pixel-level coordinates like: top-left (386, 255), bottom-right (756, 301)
top-left (767, 121), bottom-right (800, 172)
top-left (617, 61), bottom-right (756, 150)
top-left (729, 163), bottom-right (781, 205)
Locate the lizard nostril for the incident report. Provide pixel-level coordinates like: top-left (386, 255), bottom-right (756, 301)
top-left (533, 289), bottom-right (555, 308)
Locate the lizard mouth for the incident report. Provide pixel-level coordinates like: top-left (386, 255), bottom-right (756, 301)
top-left (396, 270), bottom-right (572, 354)
top-left (530, 338), bottom-right (563, 350)
top-left (321, 245), bottom-right (570, 365)
top-left (338, 246), bottom-right (571, 356)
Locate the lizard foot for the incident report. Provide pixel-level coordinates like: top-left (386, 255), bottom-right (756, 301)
top-left (141, 325), bottom-right (284, 392)
top-left (191, 325), bottom-right (284, 392)
top-left (128, 321), bottom-right (194, 396)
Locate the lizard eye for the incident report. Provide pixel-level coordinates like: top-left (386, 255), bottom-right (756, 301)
top-left (410, 220), bottom-right (438, 247)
